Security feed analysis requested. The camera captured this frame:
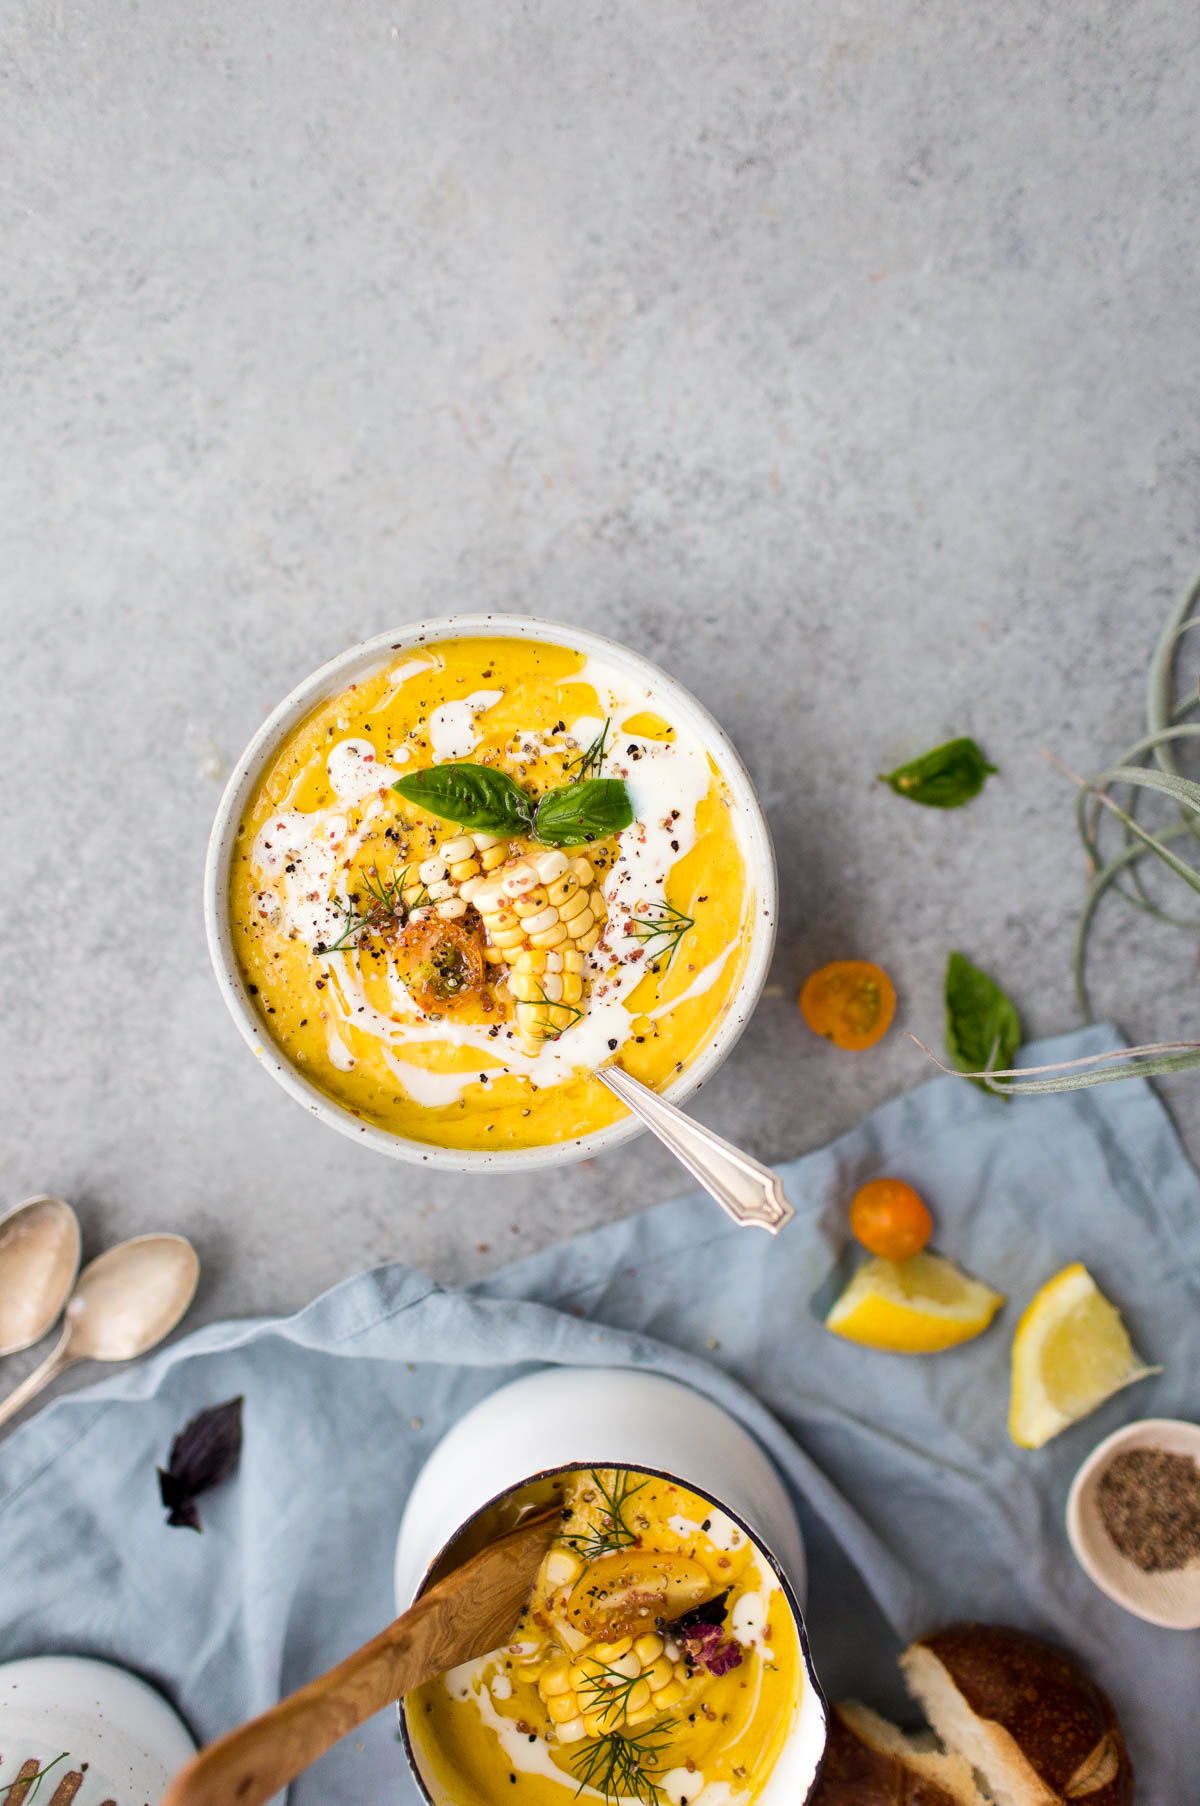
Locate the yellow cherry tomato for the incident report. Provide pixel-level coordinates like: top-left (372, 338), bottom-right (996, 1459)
top-left (850, 1178), bottom-right (933, 1260)
top-left (799, 960), bottom-right (896, 1051)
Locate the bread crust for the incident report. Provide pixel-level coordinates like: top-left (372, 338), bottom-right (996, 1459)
top-left (905, 1624), bottom-right (1133, 1806)
top-left (811, 1706), bottom-right (973, 1805)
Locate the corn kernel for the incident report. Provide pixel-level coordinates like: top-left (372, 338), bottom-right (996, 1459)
top-left (538, 1663), bottom-right (573, 1698)
top-left (530, 921), bottom-right (568, 948)
top-left (624, 1680), bottom-right (652, 1714)
top-left (568, 1661), bottom-right (591, 1691)
top-left (634, 1634), bottom-right (664, 1666)
top-left (548, 873), bottom-right (579, 907)
top-left (484, 906), bottom-right (519, 931)
top-left (591, 1637), bottom-right (633, 1664)
top-left (502, 862), bottom-right (539, 896)
top-left (608, 1651), bottom-right (642, 1680)
top-left (568, 856), bottom-right (594, 885)
top-left (541, 975), bottom-right (563, 1002)
top-left (582, 1713), bottom-right (604, 1739)
top-left (577, 925), bottom-right (601, 952)
top-left (626, 1702), bottom-right (658, 1727)
top-left (672, 1662), bottom-right (689, 1683)
top-left (513, 888), bottom-right (549, 917)
top-left (439, 835), bottom-right (476, 862)
top-left (458, 875), bottom-right (485, 901)
top-left (556, 1716), bottom-right (586, 1744)
top-left (544, 1548), bottom-right (583, 1588)
top-left (483, 947), bottom-right (503, 965)
top-left (400, 884), bottom-right (425, 907)
top-left (565, 906), bottom-right (595, 939)
top-left (491, 925), bottom-right (526, 948)
top-left (511, 974), bottom-right (542, 1002)
top-left (655, 1679), bottom-right (687, 1709)
top-left (472, 832), bottom-right (505, 851)
top-left (546, 1693), bottom-right (579, 1724)
top-left (560, 974), bottom-right (583, 1005)
top-left (427, 878), bottom-right (455, 901)
top-left (520, 905), bottom-right (559, 935)
top-left (437, 897), bottom-right (467, 920)
top-left (516, 949), bottom-right (548, 972)
top-left (480, 844), bottom-right (509, 870)
top-left (589, 892), bottom-right (607, 920)
top-left (534, 849), bottom-right (570, 883)
top-left (663, 1638), bottom-right (682, 1663)
top-left (418, 858), bottom-right (448, 884)
top-left (562, 950), bottom-right (585, 974)
top-left (557, 886), bottom-right (589, 922)
top-left (449, 857), bottom-right (480, 882)
top-left (645, 1656), bottom-right (674, 1692)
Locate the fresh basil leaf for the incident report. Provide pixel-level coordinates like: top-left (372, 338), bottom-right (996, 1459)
top-left (879, 737), bottom-right (997, 808)
top-left (392, 763), bottom-right (533, 835)
top-left (533, 777), bottom-right (633, 846)
top-left (945, 950), bottom-right (1021, 1096)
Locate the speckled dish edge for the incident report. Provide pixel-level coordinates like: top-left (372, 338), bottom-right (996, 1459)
top-left (203, 613), bottom-right (778, 1172)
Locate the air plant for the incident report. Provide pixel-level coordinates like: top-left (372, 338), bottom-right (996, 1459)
top-left (920, 568), bottom-right (1200, 1095)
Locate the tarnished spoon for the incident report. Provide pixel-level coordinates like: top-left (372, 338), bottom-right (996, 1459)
top-left (0, 1234), bottom-right (200, 1432)
top-left (0, 1196), bottom-right (81, 1356)
top-left (597, 1066), bottom-right (794, 1234)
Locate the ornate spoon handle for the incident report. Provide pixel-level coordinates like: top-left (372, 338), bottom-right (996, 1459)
top-left (597, 1067), bottom-right (794, 1235)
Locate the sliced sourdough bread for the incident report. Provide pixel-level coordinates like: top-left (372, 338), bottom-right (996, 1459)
top-left (812, 1700), bottom-right (988, 1804)
top-left (900, 1624), bottom-right (1132, 1806)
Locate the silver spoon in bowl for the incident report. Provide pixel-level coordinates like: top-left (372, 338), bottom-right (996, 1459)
top-left (0, 1233), bottom-right (201, 1432)
top-left (0, 1195), bottom-right (82, 1356)
top-left (597, 1067), bottom-right (794, 1233)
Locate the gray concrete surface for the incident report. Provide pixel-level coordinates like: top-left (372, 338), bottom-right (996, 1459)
top-left (4, 2), bottom-right (1200, 1408)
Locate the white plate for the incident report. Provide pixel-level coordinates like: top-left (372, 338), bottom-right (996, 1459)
top-left (0, 1656), bottom-right (194, 1803)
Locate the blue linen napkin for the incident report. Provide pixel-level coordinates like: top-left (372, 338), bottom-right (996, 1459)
top-left (0, 1026), bottom-right (1196, 1802)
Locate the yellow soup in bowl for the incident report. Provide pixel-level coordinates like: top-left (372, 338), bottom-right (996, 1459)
top-left (229, 634), bottom-right (756, 1152)
top-left (406, 1467), bottom-right (803, 1806)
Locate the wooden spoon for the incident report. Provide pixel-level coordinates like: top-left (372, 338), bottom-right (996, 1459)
top-left (161, 1509), bottom-right (559, 1806)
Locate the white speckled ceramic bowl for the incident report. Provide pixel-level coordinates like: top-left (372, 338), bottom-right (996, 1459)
top-left (204, 614), bottom-right (777, 1172)
top-left (0, 1656), bottom-right (195, 1803)
top-left (393, 1368), bottom-right (828, 1806)
top-left (1067, 1417), bottom-right (1200, 1629)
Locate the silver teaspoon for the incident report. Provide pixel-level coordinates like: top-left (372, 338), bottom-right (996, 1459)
top-left (0, 1233), bottom-right (200, 1432)
top-left (0, 1195), bottom-right (81, 1356)
top-left (597, 1067), bottom-right (794, 1234)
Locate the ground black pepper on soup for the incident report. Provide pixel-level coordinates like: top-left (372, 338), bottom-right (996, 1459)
top-left (230, 637), bottom-right (753, 1150)
top-left (405, 1469), bottom-right (802, 1806)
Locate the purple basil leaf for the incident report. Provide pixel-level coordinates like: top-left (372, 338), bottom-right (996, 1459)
top-left (158, 1396), bottom-right (244, 1532)
top-left (664, 1589), bottom-right (731, 1635)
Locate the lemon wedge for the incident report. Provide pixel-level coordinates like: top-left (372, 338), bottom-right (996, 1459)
top-left (824, 1251), bottom-right (1005, 1354)
top-left (1008, 1262), bottom-right (1157, 1449)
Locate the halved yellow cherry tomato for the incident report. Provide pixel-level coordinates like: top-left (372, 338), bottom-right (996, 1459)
top-left (799, 960), bottom-right (896, 1050)
top-left (850, 1178), bottom-right (933, 1260)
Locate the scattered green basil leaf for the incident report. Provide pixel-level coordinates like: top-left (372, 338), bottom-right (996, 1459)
top-left (391, 763), bottom-right (533, 835)
top-left (879, 736), bottom-right (997, 808)
top-left (945, 950), bottom-right (1021, 1096)
top-left (533, 777), bottom-right (634, 845)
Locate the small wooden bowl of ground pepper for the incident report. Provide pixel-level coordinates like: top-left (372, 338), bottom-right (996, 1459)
top-left (1067, 1418), bottom-right (1200, 1628)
